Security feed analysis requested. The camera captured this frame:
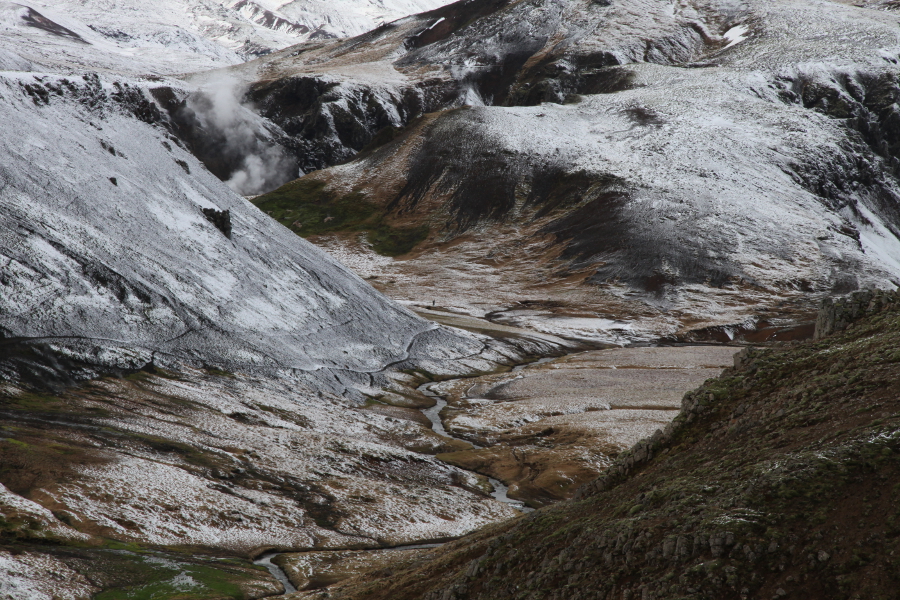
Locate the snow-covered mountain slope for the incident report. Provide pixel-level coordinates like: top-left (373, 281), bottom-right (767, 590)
top-left (0, 68), bottom-right (526, 393)
top-left (242, 0), bottom-right (900, 340)
top-left (0, 0), bottom-right (455, 76)
top-left (0, 15), bottom-right (544, 587)
top-left (231, 0), bottom-right (455, 40)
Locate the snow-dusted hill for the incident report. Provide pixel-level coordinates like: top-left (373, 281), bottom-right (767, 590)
top-left (0, 66), bottom-right (525, 394)
top-left (0, 0), bottom-right (454, 75)
top-left (0, 1), bottom-right (541, 592)
top-left (242, 0), bottom-right (900, 341)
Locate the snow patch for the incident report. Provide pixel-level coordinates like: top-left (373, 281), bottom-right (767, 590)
top-left (722, 25), bottom-right (749, 49)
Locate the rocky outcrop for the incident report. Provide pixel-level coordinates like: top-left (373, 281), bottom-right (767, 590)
top-left (814, 288), bottom-right (900, 339)
top-left (202, 207), bottom-right (233, 238)
top-left (247, 75), bottom-right (457, 173)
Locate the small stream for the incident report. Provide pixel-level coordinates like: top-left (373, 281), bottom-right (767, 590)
top-left (418, 373), bottom-right (536, 513)
top-left (257, 359), bottom-right (547, 593)
top-left (254, 551), bottom-right (297, 594)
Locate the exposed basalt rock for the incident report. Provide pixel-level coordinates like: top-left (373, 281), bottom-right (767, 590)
top-left (777, 70), bottom-right (900, 169)
top-left (202, 208), bottom-right (233, 239)
top-left (247, 76), bottom-right (457, 173)
top-left (20, 7), bottom-right (88, 44)
top-left (20, 74), bottom-right (161, 124)
top-left (235, 0), bottom-right (721, 179)
top-left (814, 288), bottom-right (900, 339)
top-left (773, 69), bottom-right (900, 246)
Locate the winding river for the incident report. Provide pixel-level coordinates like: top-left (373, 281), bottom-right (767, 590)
top-left (255, 359), bottom-right (545, 593)
top-left (417, 380), bottom-right (534, 513)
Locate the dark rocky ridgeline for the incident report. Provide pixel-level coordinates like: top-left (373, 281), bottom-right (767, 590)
top-left (240, 0), bottom-right (712, 177)
top-left (21, 73), bottom-right (162, 124)
top-left (245, 74), bottom-right (458, 173)
top-left (309, 291), bottom-right (900, 600)
top-left (815, 288), bottom-right (900, 339)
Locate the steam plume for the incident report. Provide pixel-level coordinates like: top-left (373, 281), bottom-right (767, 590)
top-left (185, 76), bottom-right (297, 196)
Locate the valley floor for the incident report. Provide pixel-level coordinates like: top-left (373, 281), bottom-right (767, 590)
top-left (250, 343), bottom-right (738, 595)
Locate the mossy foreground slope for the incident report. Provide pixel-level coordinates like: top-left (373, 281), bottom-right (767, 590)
top-left (307, 308), bottom-right (900, 600)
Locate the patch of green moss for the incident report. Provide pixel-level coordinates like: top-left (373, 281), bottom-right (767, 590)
top-left (117, 432), bottom-right (232, 473)
top-left (252, 179), bottom-right (429, 256)
top-left (1, 438), bottom-right (29, 449)
top-left (92, 558), bottom-right (248, 600)
top-left (202, 366), bottom-right (234, 378)
top-left (1, 391), bottom-right (72, 414)
top-left (101, 543), bottom-right (145, 555)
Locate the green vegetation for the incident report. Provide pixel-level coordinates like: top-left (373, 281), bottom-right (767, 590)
top-left (0, 427), bottom-right (109, 497)
top-left (252, 179), bottom-right (429, 256)
top-left (93, 562), bottom-right (245, 600)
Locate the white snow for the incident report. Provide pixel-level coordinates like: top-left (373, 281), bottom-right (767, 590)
top-left (0, 552), bottom-right (97, 600)
top-left (853, 204), bottom-right (900, 279)
top-left (722, 24), bottom-right (749, 50)
top-left (0, 0), bottom-right (456, 76)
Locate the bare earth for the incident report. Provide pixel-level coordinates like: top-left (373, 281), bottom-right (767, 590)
top-left (430, 346), bottom-right (737, 506)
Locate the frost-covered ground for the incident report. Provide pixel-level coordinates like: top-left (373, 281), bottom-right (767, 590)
top-left (240, 0), bottom-right (454, 41)
top-left (0, 0), bottom-right (455, 75)
top-left (245, 0), bottom-right (900, 343)
top-left (0, 551), bottom-right (98, 600)
top-left (9, 369), bottom-right (517, 553)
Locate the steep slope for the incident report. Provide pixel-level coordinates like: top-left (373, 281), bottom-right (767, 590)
top-left (242, 0), bottom-right (900, 342)
top-left (295, 290), bottom-right (900, 600)
top-left (0, 11), bottom-right (551, 597)
top-left (0, 69), bottom-right (524, 392)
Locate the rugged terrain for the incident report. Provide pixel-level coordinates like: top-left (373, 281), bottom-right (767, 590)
top-left (0, 0), bottom-right (455, 72)
top-left (240, 0), bottom-right (900, 344)
top-left (0, 2), bottom-right (553, 597)
top-left (285, 292), bottom-right (900, 600)
top-left (3, 0), bottom-right (900, 598)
